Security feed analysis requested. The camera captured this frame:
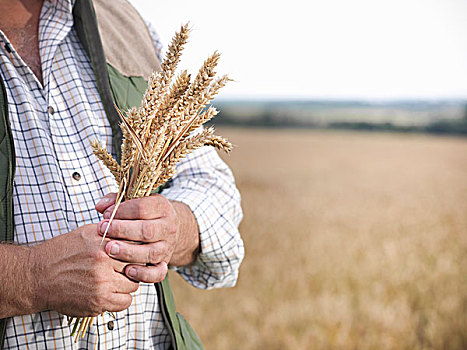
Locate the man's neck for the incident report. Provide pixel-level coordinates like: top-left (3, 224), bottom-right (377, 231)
top-left (0, 0), bottom-right (45, 85)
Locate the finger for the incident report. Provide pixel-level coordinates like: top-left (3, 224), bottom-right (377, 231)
top-left (95, 193), bottom-right (118, 213)
top-left (125, 262), bottom-right (168, 283)
top-left (111, 259), bottom-right (130, 274)
top-left (112, 273), bottom-right (140, 294)
top-left (106, 240), bottom-right (169, 264)
top-left (103, 194), bottom-right (172, 220)
top-left (107, 293), bottom-right (133, 312)
top-left (98, 218), bottom-right (176, 243)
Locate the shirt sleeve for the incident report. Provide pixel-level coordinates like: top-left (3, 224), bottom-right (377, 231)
top-left (161, 144), bottom-right (245, 289)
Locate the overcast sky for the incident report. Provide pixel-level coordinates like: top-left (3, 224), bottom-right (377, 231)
top-left (130, 0), bottom-right (467, 100)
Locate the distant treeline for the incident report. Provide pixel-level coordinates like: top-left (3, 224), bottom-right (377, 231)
top-left (329, 119), bottom-right (467, 135)
top-left (210, 100), bottom-right (467, 136)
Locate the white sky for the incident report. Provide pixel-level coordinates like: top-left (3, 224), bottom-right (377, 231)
top-left (130, 0), bottom-right (467, 100)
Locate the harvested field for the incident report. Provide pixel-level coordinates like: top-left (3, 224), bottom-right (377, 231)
top-left (169, 128), bottom-right (467, 350)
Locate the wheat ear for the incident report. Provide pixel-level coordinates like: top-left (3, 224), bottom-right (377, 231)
top-left (90, 139), bottom-right (122, 183)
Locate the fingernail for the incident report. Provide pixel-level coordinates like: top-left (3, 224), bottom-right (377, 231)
top-left (127, 267), bottom-right (137, 278)
top-left (109, 242), bottom-right (119, 256)
top-left (104, 211), bottom-right (111, 220)
top-left (100, 221), bottom-right (109, 234)
top-left (96, 197), bottom-right (111, 206)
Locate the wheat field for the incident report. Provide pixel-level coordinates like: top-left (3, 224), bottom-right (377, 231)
top-left (168, 128), bottom-right (467, 350)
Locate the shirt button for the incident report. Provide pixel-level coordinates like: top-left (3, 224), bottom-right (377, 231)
top-left (48, 106), bottom-right (55, 115)
top-left (107, 321), bottom-right (114, 330)
top-left (72, 172), bottom-right (81, 181)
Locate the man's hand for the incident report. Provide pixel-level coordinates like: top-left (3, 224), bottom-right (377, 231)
top-left (95, 193), bottom-right (200, 283)
top-left (28, 225), bottom-right (139, 318)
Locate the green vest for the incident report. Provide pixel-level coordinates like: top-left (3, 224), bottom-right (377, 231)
top-left (0, 1), bottom-right (203, 349)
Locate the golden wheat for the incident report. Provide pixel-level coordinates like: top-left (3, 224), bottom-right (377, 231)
top-left (170, 128), bottom-right (467, 350)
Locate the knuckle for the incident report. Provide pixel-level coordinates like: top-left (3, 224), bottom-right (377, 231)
top-left (89, 270), bottom-right (100, 285)
top-left (92, 267), bottom-right (111, 287)
top-left (93, 274), bottom-right (107, 289)
top-left (87, 248), bottom-right (99, 260)
top-left (119, 245), bottom-right (131, 260)
top-left (167, 221), bottom-right (177, 236)
top-left (91, 294), bottom-right (106, 314)
top-left (135, 201), bottom-right (149, 218)
top-left (152, 194), bottom-right (171, 214)
top-left (147, 246), bottom-right (160, 263)
top-left (90, 250), bottom-right (107, 265)
top-left (161, 200), bottom-right (172, 216)
top-left (78, 227), bottom-right (88, 241)
top-left (114, 221), bottom-right (128, 239)
top-left (141, 221), bottom-right (155, 241)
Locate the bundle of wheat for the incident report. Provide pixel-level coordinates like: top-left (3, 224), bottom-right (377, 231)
top-left (68, 23), bottom-right (232, 341)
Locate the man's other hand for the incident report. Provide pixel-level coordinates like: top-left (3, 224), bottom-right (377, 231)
top-left (95, 193), bottom-right (180, 284)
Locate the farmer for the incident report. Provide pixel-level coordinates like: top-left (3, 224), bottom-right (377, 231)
top-left (0, 0), bottom-right (244, 349)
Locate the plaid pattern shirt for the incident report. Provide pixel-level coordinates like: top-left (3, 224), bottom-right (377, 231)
top-left (0, 0), bottom-right (244, 349)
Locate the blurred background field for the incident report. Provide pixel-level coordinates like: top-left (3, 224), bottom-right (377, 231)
top-left (128, 0), bottom-right (467, 347)
top-left (169, 127), bottom-right (467, 350)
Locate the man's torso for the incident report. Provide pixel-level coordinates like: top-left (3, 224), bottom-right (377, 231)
top-left (0, 1), bottom-right (171, 349)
